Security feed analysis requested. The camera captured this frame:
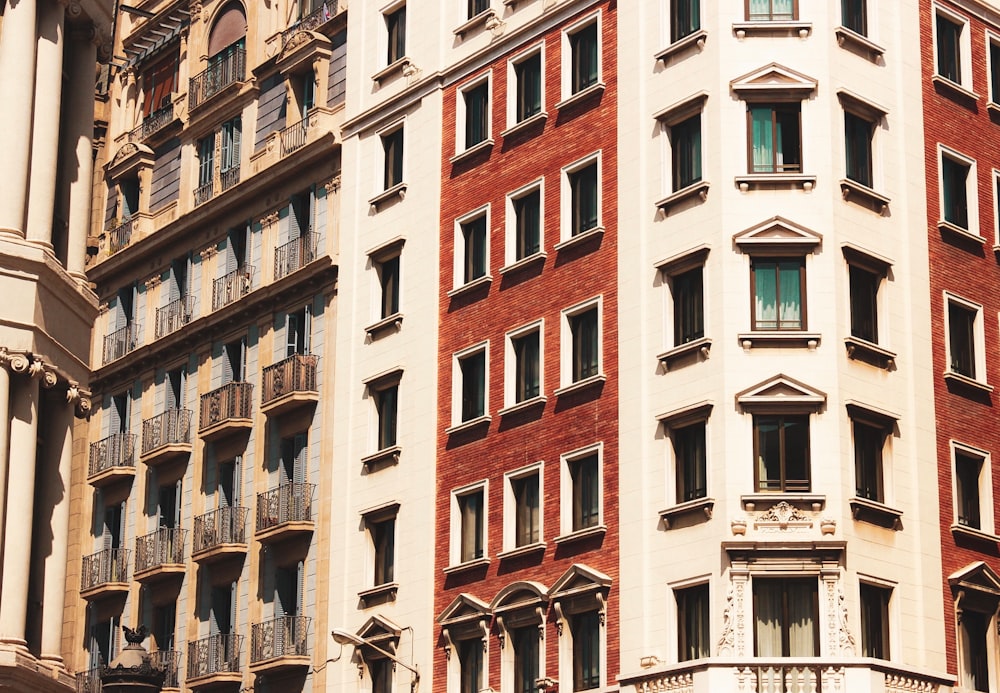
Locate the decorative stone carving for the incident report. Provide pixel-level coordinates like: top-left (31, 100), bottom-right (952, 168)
top-left (199, 245), bottom-right (218, 261)
top-left (0, 347), bottom-right (9, 368)
top-left (41, 367), bottom-right (59, 389)
top-left (754, 501), bottom-right (814, 532)
top-left (824, 574), bottom-right (856, 657)
top-left (486, 14), bottom-right (505, 37)
top-left (260, 211), bottom-right (280, 229)
top-left (325, 176), bottom-right (342, 194)
top-left (144, 275), bottom-right (162, 290)
top-left (8, 353), bottom-right (30, 374)
top-left (717, 578), bottom-right (747, 657)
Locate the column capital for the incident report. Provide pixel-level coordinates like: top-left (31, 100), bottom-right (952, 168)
top-left (67, 381), bottom-right (93, 418)
top-left (325, 176), bottom-right (341, 194)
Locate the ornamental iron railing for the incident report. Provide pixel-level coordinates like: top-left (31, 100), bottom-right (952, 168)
top-left (262, 354), bottom-right (318, 405)
top-left (88, 432), bottom-right (136, 478)
top-left (251, 615), bottom-right (310, 663)
top-left (256, 482), bottom-right (314, 532)
top-left (199, 381), bottom-right (253, 431)
top-left (193, 506), bottom-right (249, 553)
top-left (141, 408), bottom-right (192, 454)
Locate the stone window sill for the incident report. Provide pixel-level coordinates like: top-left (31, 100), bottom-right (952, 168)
top-left (361, 445), bottom-right (401, 470)
top-left (660, 497), bottom-right (714, 529)
top-left (368, 182), bottom-right (407, 211)
top-left (445, 415), bottom-right (491, 436)
top-left (732, 21), bottom-right (812, 39)
top-left (364, 313), bottom-right (403, 339)
top-left (951, 524), bottom-right (1000, 546)
top-left (937, 219), bottom-right (985, 246)
top-left (447, 274), bottom-right (492, 299)
top-left (845, 337), bottom-right (896, 369)
top-left (501, 112), bottom-right (548, 140)
top-left (499, 252), bottom-right (546, 275)
top-left (931, 75), bottom-right (979, 104)
top-left (497, 542), bottom-right (546, 560)
top-left (553, 524), bottom-right (607, 545)
top-left (741, 494), bottom-right (825, 511)
top-left (554, 226), bottom-right (604, 252)
top-left (658, 337), bottom-right (711, 370)
top-left (840, 179), bottom-right (890, 215)
top-left (498, 396), bottom-right (546, 418)
top-left (738, 332), bottom-right (821, 350)
top-left (943, 371), bottom-right (994, 393)
top-left (655, 29), bottom-right (708, 62)
top-left (453, 9), bottom-right (499, 37)
top-left (449, 138), bottom-right (494, 165)
top-left (554, 374), bottom-right (606, 398)
top-left (555, 82), bottom-right (606, 111)
top-left (735, 174), bottom-right (816, 192)
top-left (443, 557), bottom-right (490, 575)
top-left (850, 497), bottom-right (903, 530)
top-left (834, 26), bottom-right (885, 60)
top-left (358, 582), bottom-right (398, 605)
top-left (372, 57), bottom-right (413, 85)
top-left (655, 181), bottom-right (709, 214)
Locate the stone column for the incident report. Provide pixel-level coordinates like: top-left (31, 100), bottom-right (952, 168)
top-left (64, 27), bottom-right (99, 280)
top-left (26, 0), bottom-right (67, 249)
top-left (39, 395), bottom-right (74, 661)
top-left (0, 0), bottom-right (39, 236)
top-left (0, 361), bottom-right (11, 598)
top-left (0, 364), bottom-right (40, 647)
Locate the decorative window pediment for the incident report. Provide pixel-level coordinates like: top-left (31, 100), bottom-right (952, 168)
top-left (733, 216), bottom-right (821, 254)
top-left (351, 614), bottom-right (403, 662)
top-left (736, 374), bottom-right (826, 412)
top-left (491, 581), bottom-right (548, 635)
top-left (949, 561), bottom-right (1000, 597)
top-left (550, 564), bottom-right (611, 627)
top-left (107, 142), bottom-right (156, 180)
top-left (730, 63), bottom-right (817, 99)
top-left (437, 593), bottom-right (491, 646)
top-left (277, 30), bottom-right (333, 76)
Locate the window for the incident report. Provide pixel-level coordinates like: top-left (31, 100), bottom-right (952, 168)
top-left (511, 625), bottom-right (540, 693)
top-left (751, 258), bottom-right (805, 331)
top-left (456, 346), bottom-right (487, 423)
top-left (676, 582), bottom-right (710, 661)
top-left (507, 183), bottom-right (542, 264)
top-left (853, 420), bottom-right (887, 503)
top-left (748, 104), bottom-right (801, 174)
top-left (672, 267), bottom-right (704, 346)
top-left (940, 149), bottom-right (974, 231)
top-left (372, 515), bottom-right (395, 586)
top-left (220, 116), bottom-right (241, 179)
top-left (374, 383), bottom-right (398, 450)
top-left (142, 52), bottom-right (178, 117)
top-left (746, 0), bottom-right (797, 21)
top-left (569, 452), bottom-right (600, 532)
top-left (566, 158), bottom-right (599, 237)
top-left (960, 609), bottom-right (991, 692)
top-left (849, 265), bottom-right (879, 344)
top-left (670, 114), bottom-right (702, 191)
top-left (460, 213), bottom-right (488, 284)
top-left (511, 328), bottom-right (541, 404)
top-left (467, 0), bottom-right (488, 18)
top-left (844, 112), bottom-right (874, 188)
top-left (859, 582), bottom-right (890, 659)
top-left (841, 0), bottom-right (866, 35)
top-left (754, 414), bottom-right (810, 492)
top-left (671, 0), bottom-right (700, 42)
top-left (461, 79), bottom-right (490, 150)
top-left (571, 611), bottom-right (600, 691)
top-left (382, 126), bottom-right (404, 190)
top-left (377, 254), bottom-right (400, 319)
top-left (955, 449), bottom-right (985, 530)
top-left (197, 135), bottom-right (214, 189)
top-left (386, 5), bottom-right (406, 64)
top-left (508, 468), bottom-right (540, 548)
top-left (369, 658), bottom-right (392, 693)
top-left (990, 35), bottom-right (1000, 104)
top-left (568, 20), bottom-right (599, 95)
top-left (567, 303), bottom-right (600, 383)
top-left (455, 486), bottom-right (485, 563)
top-left (753, 578), bottom-right (818, 656)
top-left (673, 421), bottom-right (707, 503)
top-left (936, 11), bottom-right (963, 83)
top-left (513, 52), bottom-right (542, 122)
top-left (459, 638), bottom-right (484, 693)
top-left (946, 296), bottom-right (979, 379)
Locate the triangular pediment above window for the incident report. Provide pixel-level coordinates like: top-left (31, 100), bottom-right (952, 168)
top-left (736, 374), bottom-right (826, 411)
top-left (949, 561), bottom-right (1000, 596)
top-left (437, 593), bottom-right (491, 626)
top-left (550, 564), bottom-right (611, 599)
top-left (731, 63), bottom-right (818, 97)
top-left (733, 216), bottom-right (822, 253)
top-left (356, 614), bottom-right (402, 652)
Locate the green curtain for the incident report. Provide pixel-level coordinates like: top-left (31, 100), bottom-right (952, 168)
top-left (751, 107), bottom-right (773, 173)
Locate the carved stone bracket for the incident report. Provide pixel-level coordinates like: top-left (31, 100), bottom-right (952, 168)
top-left (824, 574), bottom-right (856, 656)
top-left (325, 176), bottom-right (342, 194)
top-left (144, 275), bottom-right (162, 291)
top-left (199, 245), bottom-right (218, 261)
top-left (260, 211), bottom-right (280, 230)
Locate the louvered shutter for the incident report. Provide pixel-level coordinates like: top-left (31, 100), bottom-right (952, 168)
top-left (294, 433), bottom-right (307, 484)
top-left (286, 312), bottom-right (299, 357)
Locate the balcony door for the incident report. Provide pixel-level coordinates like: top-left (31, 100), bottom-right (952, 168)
top-left (226, 225), bottom-right (249, 274)
top-left (753, 578), bottom-right (819, 657)
top-left (166, 367), bottom-right (186, 411)
top-left (210, 582), bottom-right (236, 637)
top-left (110, 391), bottom-right (131, 435)
top-left (89, 613), bottom-right (120, 668)
top-left (219, 457), bottom-right (241, 509)
top-left (158, 480), bottom-right (180, 530)
top-left (286, 306), bottom-right (311, 357)
top-left (223, 337), bottom-right (246, 384)
top-left (102, 501), bottom-right (124, 551)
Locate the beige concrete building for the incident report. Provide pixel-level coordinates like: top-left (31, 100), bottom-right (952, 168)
top-left (0, 0), bottom-right (113, 690)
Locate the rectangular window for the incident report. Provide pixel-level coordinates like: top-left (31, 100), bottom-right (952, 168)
top-left (459, 638), bottom-right (483, 693)
top-left (377, 254), bottom-right (400, 319)
top-left (463, 81), bottom-right (490, 149)
top-left (671, 114), bottom-right (702, 191)
top-left (753, 578), bottom-right (818, 656)
top-left (512, 330), bottom-right (540, 403)
top-left (386, 5), bottom-right (406, 64)
top-left (746, 0), bottom-right (797, 21)
top-left (142, 52), bottom-right (178, 117)
top-left (570, 453), bottom-right (600, 531)
top-left (672, 267), bottom-right (704, 346)
top-left (849, 265), bottom-right (879, 343)
top-left (569, 22), bottom-right (599, 94)
top-left (854, 420), bottom-right (886, 502)
top-left (956, 450), bottom-right (983, 529)
top-left (468, 0), bottom-right (489, 18)
top-left (671, 0), bottom-right (701, 42)
top-left (457, 488), bottom-right (485, 563)
top-left (512, 472), bottom-right (540, 547)
top-left (513, 188), bottom-right (541, 260)
top-left (375, 383), bottom-right (398, 450)
top-left (570, 306), bottom-right (599, 382)
top-left (460, 349), bottom-right (487, 422)
top-left (512, 625), bottom-right (539, 693)
top-left (676, 583), bottom-right (710, 661)
top-left (382, 126), bottom-right (404, 190)
top-left (372, 516), bottom-right (395, 586)
top-left (514, 53), bottom-right (542, 122)
top-left (936, 12), bottom-right (962, 83)
top-left (748, 104), bottom-right (801, 174)
top-left (844, 111), bottom-right (873, 188)
top-left (947, 299), bottom-right (977, 378)
top-left (961, 609), bottom-right (991, 692)
top-left (674, 422), bottom-right (707, 503)
top-left (571, 611), bottom-right (600, 691)
top-left (569, 161), bottom-right (599, 236)
top-left (754, 414), bottom-right (810, 492)
top-left (941, 153), bottom-right (971, 229)
top-left (842, 0), bottom-right (866, 35)
top-left (370, 658), bottom-right (392, 693)
top-left (990, 37), bottom-right (1000, 104)
top-left (752, 258), bottom-right (804, 331)
top-left (860, 582), bottom-right (890, 659)
top-left (461, 214), bottom-right (488, 283)
top-left (220, 117), bottom-right (241, 174)
top-left (198, 135), bottom-right (214, 188)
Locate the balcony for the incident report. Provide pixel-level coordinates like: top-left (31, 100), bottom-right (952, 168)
top-left (80, 548), bottom-right (130, 599)
top-left (129, 103), bottom-right (176, 143)
top-left (255, 482), bottom-right (314, 543)
top-left (75, 668), bottom-right (102, 693)
top-left (187, 633), bottom-right (243, 687)
top-left (281, 2), bottom-right (339, 49)
top-left (189, 48), bottom-right (246, 110)
top-left (249, 615), bottom-right (310, 673)
top-left (102, 322), bottom-right (141, 365)
top-left (134, 527), bottom-right (186, 582)
top-left (141, 409), bottom-right (193, 467)
top-left (150, 650), bottom-right (182, 689)
top-left (221, 165), bottom-right (241, 193)
top-left (199, 382), bottom-right (253, 440)
top-left (212, 266), bottom-right (254, 311)
top-left (192, 506), bottom-right (249, 564)
top-left (107, 218), bottom-right (134, 255)
top-left (194, 181), bottom-right (214, 207)
top-left (261, 354), bottom-right (318, 416)
top-left (280, 116), bottom-right (311, 157)
top-left (155, 296), bottom-right (195, 339)
top-left (88, 432), bottom-right (136, 487)
top-left (274, 234), bottom-right (318, 280)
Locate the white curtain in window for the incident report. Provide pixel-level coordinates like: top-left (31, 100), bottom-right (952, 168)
top-left (778, 263), bottom-right (801, 327)
top-left (755, 267), bottom-right (777, 327)
top-left (787, 581), bottom-right (816, 657)
top-left (754, 583), bottom-right (783, 657)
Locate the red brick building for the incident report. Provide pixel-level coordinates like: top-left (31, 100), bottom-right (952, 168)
top-left (434, 1), bottom-right (619, 689)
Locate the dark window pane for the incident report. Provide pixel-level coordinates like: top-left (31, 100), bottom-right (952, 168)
top-left (513, 474), bottom-right (539, 546)
top-left (942, 156), bottom-right (969, 228)
top-left (842, 0), bottom-right (866, 35)
top-left (845, 112), bottom-right (873, 188)
top-left (387, 7), bottom-right (406, 64)
top-left (671, 114), bottom-right (702, 191)
top-left (992, 41), bottom-right (1000, 103)
top-left (380, 255), bottom-right (400, 318)
top-left (671, 0), bottom-right (700, 42)
top-left (373, 518), bottom-right (395, 585)
top-left (849, 266), bottom-right (879, 343)
top-left (754, 578), bottom-right (818, 657)
top-left (749, 104), bottom-right (801, 174)
top-left (570, 163), bottom-right (599, 236)
top-left (570, 23), bottom-right (599, 93)
top-left (675, 422), bottom-right (707, 503)
top-left (459, 638), bottom-right (483, 693)
top-left (936, 14), bottom-right (961, 83)
top-left (755, 415), bottom-right (810, 492)
top-left (462, 215), bottom-right (488, 283)
top-left (860, 583), bottom-right (890, 659)
top-left (956, 453), bottom-right (982, 530)
top-left (468, 0), bottom-right (488, 18)
top-left (677, 583), bottom-right (710, 661)
top-left (383, 128), bottom-right (404, 189)
top-left (673, 267), bottom-right (704, 345)
top-left (461, 351), bottom-right (486, 421)
top-left (853, 421), bottom-right (884, 502)
top-left (376, 385), bottom-right (398, 449)
top-left (963, 609), bottom-right (990, 691)
top-left (948, 301), bottom-right (976, 378)
top-left (514, 190), bottom-right (541, 259)
top-left (464, 82), bottom-right (489, 148)
top-left (571, 454), bottom-right (599, 531)
top-left (513, 626), bottom-right (539, 693)
top-left (515, 54), bottom-right (542, 121)
top-left (514, 331), bottom-right (540, 402)
top-left (571, 611), bottom-right (600, 690)
top-left (459, 491), bottom-right (484, 562)
top-left (753, 259), bottom-right (803, 331)
top-left (571, 308), bottom-right (599, 381)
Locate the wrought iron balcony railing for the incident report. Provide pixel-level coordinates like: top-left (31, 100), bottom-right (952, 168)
top-left (199, 381), bottom-right (253, 431)
top-left (212, 266), bottom-right (254, 310)
top-left (187, 633), bottom-right (243, 679)
top-left (155, 296), bottom-right (195, 338)
top-left (102, 323), bottom-right (141, 365)
top-left (107, 218), bottom-right (134, 254)
top-left (280, 116), bottom-right (310, 157)
top-left (88, 432), bottom-right (136, 478)
top-left (262, 353), bottom-right (318, 405)
top-left (256, 482), bottom-right (314, 532)
top-left (281, 1), bottom-right (339, 48)
top-left (251, 615), bottom-right (310, 663)
top-left (142, 408), bottom-right (192, 455)
top-left (193, 506), bottom-right (249, 553)
top-left (194, 181), bottom-right (214, 206)
top-left (274, 234), bottom-right (318, 280)
top-left (75, 667), bottom-right (103, 693)
top-left (81, 548), bottom-right (130, 591)
top-left (130, 103), bottom-right (175, 142)
top-left (189, 48), bottom-right (246, 109)
top-left (220, 165), bottom-right (240, 192)
top-left (150, 649), bottom-right (181, 688)
top-left (135, 527), bottom-right (186, 573)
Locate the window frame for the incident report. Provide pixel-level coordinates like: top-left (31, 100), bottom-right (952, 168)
top-left (667, 113), bottom-right (703, 193)
top-left (848, 263), bottom-right (881, 345)
top-left (841, 0), bottom-right (867, 36)
top-left (504, 320), bottom-right (544, 409)
top-left (503, 463), bottom-right (543, 552)
top-left (383, 2), bottom-right (407, 67)
top-left (377, 253), bottom-right (401, 320)
top-left (944, 292), bottom-right (986, 384)
top-left (379, 121), bottom-right (405, 192)
top-left (560, 297), bottom-right (603, 389)
top-left (752, 413), bottom-right (811, 493)
top-left (674, 579), bottom-right (710, 662)
top-left (456, 73), bottom-right (492, 154)
top-left (933, 5), bottom-right (972, 89)
top-left (852, 417), bottom-right (889, 504)
top-left (364, 508), bottom-right (397, 589)
top-left (844, 110), bottom-right (875, 189)
top-left (669, 0), bottom-right (701, 43)
top-left (570, 610), bottom-right (601, 691)
top-left (746, 102), bottom-right (802, 175)
top-left (561, 13), bottom-right (602, 102)
top-left (859, 580), bottom-right (892, 660)
top-left (988, 31), bottom-right (1000, 106)
top-left (750, 256), bottom-right (807, 332)
top-left (744, 0), bottom-right (799, 21)
top-left (559, 443), bottom-right (604, 538)
top-left (938, 145), bottom-right (978, 236)
top-left (751, 576), bottom-right (820, 657)
top-left (561, 153), bottom-right (602, 241)
top-left (454, 205), bottom-right (491, 290)
top-left (450, 481), bottom-right (488, 567)
top-left (373, 381), bottom-right (399, 452)
top-left (672, 419), bottom-right (708, 504)
top-left (508, 45), bottom-right (545, 128)
top-left (504, 179), bottom-right (544, 268)
top-left (951, 441), bottom-right (995, 535)
top-left (452, 341), bottom-right (489, 427)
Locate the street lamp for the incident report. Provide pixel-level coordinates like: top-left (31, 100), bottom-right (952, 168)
top-left (331, 628), bottom-right (420, 693)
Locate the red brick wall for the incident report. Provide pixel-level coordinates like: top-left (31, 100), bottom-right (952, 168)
top-left (920, 0), bottom-right (1000, 677)
top-left (434, 1), bottom-right (619, 688)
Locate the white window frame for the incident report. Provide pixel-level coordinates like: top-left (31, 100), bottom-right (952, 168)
top-left (955, 591), bottom-right (1000, 692)
top-left (506, 43), bottom-right (546, 130)
top-left (943, 291), bottom-right (987, 385)
top-left (556, 601), bottom-right (607, 691)
top-left (380, 0), bottom-right (407, 68)
top-left (993, 169), bottom-right (1000, 247)
top-left (857, 574), bottom-right (896, 661)
top-left (938, 145), bottom-right (979, 238)
top-left (366, 236), bottom-right (406, 329)
top-left (376, 118), bottom-right (406, 194)
top-left (449, 479), bottom-right (489, 567)
top-left (987, 31), bottom-right (1000, 105)
top-left (559, 151), bottom-right (603, 243)
top-left (559, 296), bottom-right (603, 389)
top-left (559, 442), bottom-right (604, 539)
top-left (932, 4), bottom-right (973, 90)
top-left (951, 440), bottom-right (995, 535)
top-left (453, 205), bottom-right (491, 291)
top-left (503, 178), bottom-right (545, 270)
top-left (455, 72), bottom-right (493, 155)
top-left (560, 11), bottom-right (603, 103)
top-left (503, 319), bottom-right (544, 410)
top-left (502, 462), bottom-right (543, 553)
top-left (668, 574), bottom-right (712, 664)
top-left (451, 341), bottom-right (490, 428)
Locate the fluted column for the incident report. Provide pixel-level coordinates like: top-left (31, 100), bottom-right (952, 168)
top-left (0, 362), bottom-right (11, 605)
top-left (0, 364), bottom-right (40, 647)
top-left (39, 395), bottom-right (73, 661)
top-left (25, 0), bottom-right (67, 248)
top-left (64, 28), bottom-right (98, 280)
top-left (0, 0), bottom-right (39, 236)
